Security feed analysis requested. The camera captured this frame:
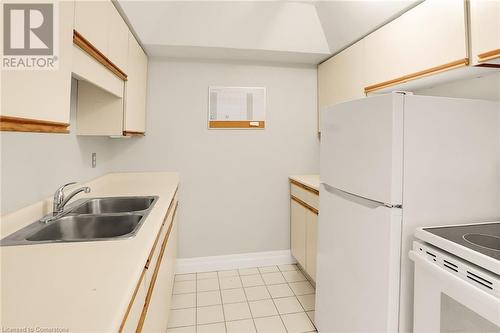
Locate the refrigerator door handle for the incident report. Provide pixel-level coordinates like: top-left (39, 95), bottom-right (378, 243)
top-left (321, 183), bottom-right (403, 209)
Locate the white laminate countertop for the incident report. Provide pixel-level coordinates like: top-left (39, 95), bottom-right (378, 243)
top-left (289, 175), bottom-right (320, 192)
top-left (0, 172), bottom-right (179, 332)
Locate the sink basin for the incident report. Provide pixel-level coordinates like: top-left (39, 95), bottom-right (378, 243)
top-left (26, 214), bottom-right (143, 242)
top-left (0, 195), bottom-right (158, 246)
top-left (71, 196), bottom-right (155, 214)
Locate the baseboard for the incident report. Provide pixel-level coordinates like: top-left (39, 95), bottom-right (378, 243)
top-left (176, 250), bottom-right (297, 274)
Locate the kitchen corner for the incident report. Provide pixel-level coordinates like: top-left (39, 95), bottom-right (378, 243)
top-left (1, 172), bottom-right (179, 332)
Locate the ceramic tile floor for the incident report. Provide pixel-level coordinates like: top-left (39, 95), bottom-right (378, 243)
top-left (167, 264), bottom-right (316, 333)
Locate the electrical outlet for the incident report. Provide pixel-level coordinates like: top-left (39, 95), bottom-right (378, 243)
top-left (91, 153), bottom-right (97, 168)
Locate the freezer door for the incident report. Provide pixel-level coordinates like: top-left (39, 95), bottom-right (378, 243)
top-left (320, 94), bottom-right (404, 205)
top-left (315, 185), bottom-right (402, 333)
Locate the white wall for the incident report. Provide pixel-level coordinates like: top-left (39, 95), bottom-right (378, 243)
top-left (110, 59), bottom-right (320, 258)
top-left (0, 80), bottom-right (117, 215)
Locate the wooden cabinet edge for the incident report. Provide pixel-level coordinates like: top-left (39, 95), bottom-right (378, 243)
top-left (136, 202), bottom-right (179, 332)
top-left (73, 30), bottom-right (128, 81)
top-left (291, 195), bottom-right (318, 215)
top-left (123, 130), bottom-right (146, 137)
top-left (0, 116), bottom-right (70, 133)
top-left (208, 121), bottom-right (265, 129)
top-left (289, 179), bottom-right (319, 196)
top-left (119, 188), bottom-right (178, 332)
top-left (477, 48), bottom-right (500, 63)
top-left (364, 58), bottom-right (469, 94)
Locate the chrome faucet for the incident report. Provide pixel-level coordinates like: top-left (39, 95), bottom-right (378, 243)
top-left (40, 182), bottom-right (91, 223)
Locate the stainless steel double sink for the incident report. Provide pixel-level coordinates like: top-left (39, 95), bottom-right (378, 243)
top-left (1, 196), bottom-right (158, 246)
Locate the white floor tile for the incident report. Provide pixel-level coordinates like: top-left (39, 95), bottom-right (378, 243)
top-left (267, 284), bottom-right (294, 298)
top-left (244, 286), bottom-right (271, 301)
top-left (220, 276), bottom-right (243, 290)
top-left (281, 312), bottom-right (315, 333)
top-left (221, 288), bottom-right (247, 304)
top-left (288, 281), bottom-right (315, 296)
top-left (171, 293), bottom-right (196, 309)
top-left (173, 280), bottom-right (196, 294)
top-left (168, 308), bottom-right (196, 328)
top-left (223, 302), bottom-right (252, 321)
top-left (239, 268), bottom-right (259, 276)
top-left (198, 272), bottom-right (219, 280)
top-left (248, 299), bottom-right (278, 318)
top-left (278, 264), bottom-right (298, 272)
top-left (226, 319), bottom-right (256, 333)
top-left (218, 270), bottom-right (239, 278)
top-left (258, 266), bottom-right (279, 274)
top-left (198, 290), bottom-right (222, 307)
top-left (254, 316), bottom-right (287, 333)
top-left (261, 272), bottom-right (286, 285)
top-left (175, 274), bottom-right (196, 282)
top-left (241, 274), bottom-right (264, 287)
top-left (297, 294), bottom-right (315, 311)
top-left (197, 322), bottom-right (227, 333)
top-left (197, 305), bottom-right (224, 325)
top-left (167, 326), bottom-right (196, 333)
top-left (197, 278), bottom-right (220, 292)
top-left (282, 270), bottom-right (307, 283)
top-left (274, 296), bottom-right (303, 314)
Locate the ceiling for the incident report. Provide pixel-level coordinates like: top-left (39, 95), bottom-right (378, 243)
top-left (117, 0), bottom-right (420, 65)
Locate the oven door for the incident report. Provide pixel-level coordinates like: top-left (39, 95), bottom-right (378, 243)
top-left (410, 243), bottom-right (500, 333)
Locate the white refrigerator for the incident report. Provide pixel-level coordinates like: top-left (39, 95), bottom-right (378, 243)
top-left (315, 93), bottom-right (500, 333)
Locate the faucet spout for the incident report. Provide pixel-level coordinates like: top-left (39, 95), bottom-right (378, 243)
top-left (59, 187), bottom-right (91, 210)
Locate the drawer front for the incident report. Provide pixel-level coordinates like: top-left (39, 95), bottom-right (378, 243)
top-left (290, 183), bottom-right (318, 210)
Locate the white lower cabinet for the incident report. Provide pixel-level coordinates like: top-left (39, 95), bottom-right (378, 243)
top-left (290, 181), bottom-right (318, 282)
top-left (120, 198), bottom-right (178, 333)
top-left (142, 220), bottom-right (178, 332)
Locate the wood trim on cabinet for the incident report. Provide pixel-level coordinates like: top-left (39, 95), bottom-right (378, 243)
top-left (364, 58), bottom-right (469, 94)
top-left (123, 130), bottom-right (146, 137)
top-left (477, 49), bottom-right (500, 63)
top-left (144, 188), bottom-right (178, 269)
top-left (291, 195), bottom-right (318, 215)
top-left (208, 121), bottom-right (265, 129)
top-left (136, 202), bottom-right (179, 332)
top-left (119, 267), bottom-right (147, 332)
top-left (119, 188), bottom-right (178, 332)
top-left (0, 116), bottom-right (69, 133)
top-left (290, 179), bottom-right (319, 196)
top-left (474, 63), bottom-right (500, 68)
top-left (73, 30), bottom-right (128, 81)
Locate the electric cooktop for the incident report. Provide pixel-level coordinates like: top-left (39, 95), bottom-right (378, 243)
top-left (423, 222), bottom-right (500, 261)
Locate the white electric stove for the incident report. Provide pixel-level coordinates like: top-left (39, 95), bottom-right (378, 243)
top-left (410, 222), bottom-right (500, 333)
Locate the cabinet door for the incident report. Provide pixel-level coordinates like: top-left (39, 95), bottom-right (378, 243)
top-left (470, 0), bottom-right (500, 65)
top-left (291, 199), bottom-right (307, 269)
top-left (74, 0), bottom-right (113, 54)
top-left (1, 0), bottom-right (74, 131)
top-left (124, 33), bottom-right (148, 134)
top-left (120, 269), bottom-right (148, 333)
top-left (364, 0), bottom-right (468, 93)
top-left (142, 216), bottom-right (178, 332)
top-left (107, 5), bottom-right (129, 71)
top-left (305, 210), bottom-right (318, 282)
top-left (318, 40), bottom-right (365, 130)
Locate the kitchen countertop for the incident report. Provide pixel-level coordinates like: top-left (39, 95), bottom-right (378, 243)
top-left (0, 172), bottom-right (179, 332)
top-left (289, 174), bottom-right (320, 192)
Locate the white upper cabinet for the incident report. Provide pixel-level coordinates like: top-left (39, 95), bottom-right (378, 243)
top-left (74, 0), bottom-right (113, 55)
top-left (363, 0), bottom-right (468, 93)
top-left (108, 6), bottom-right (130, 72)
top-left (1, 0), bottom-right (75, 132)
top-left (124, 33), bottom-right (148, 134)
top-left (470, 0), bottom-right (500, 65)
top-left (318, 40), bottom-right (365, 125)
